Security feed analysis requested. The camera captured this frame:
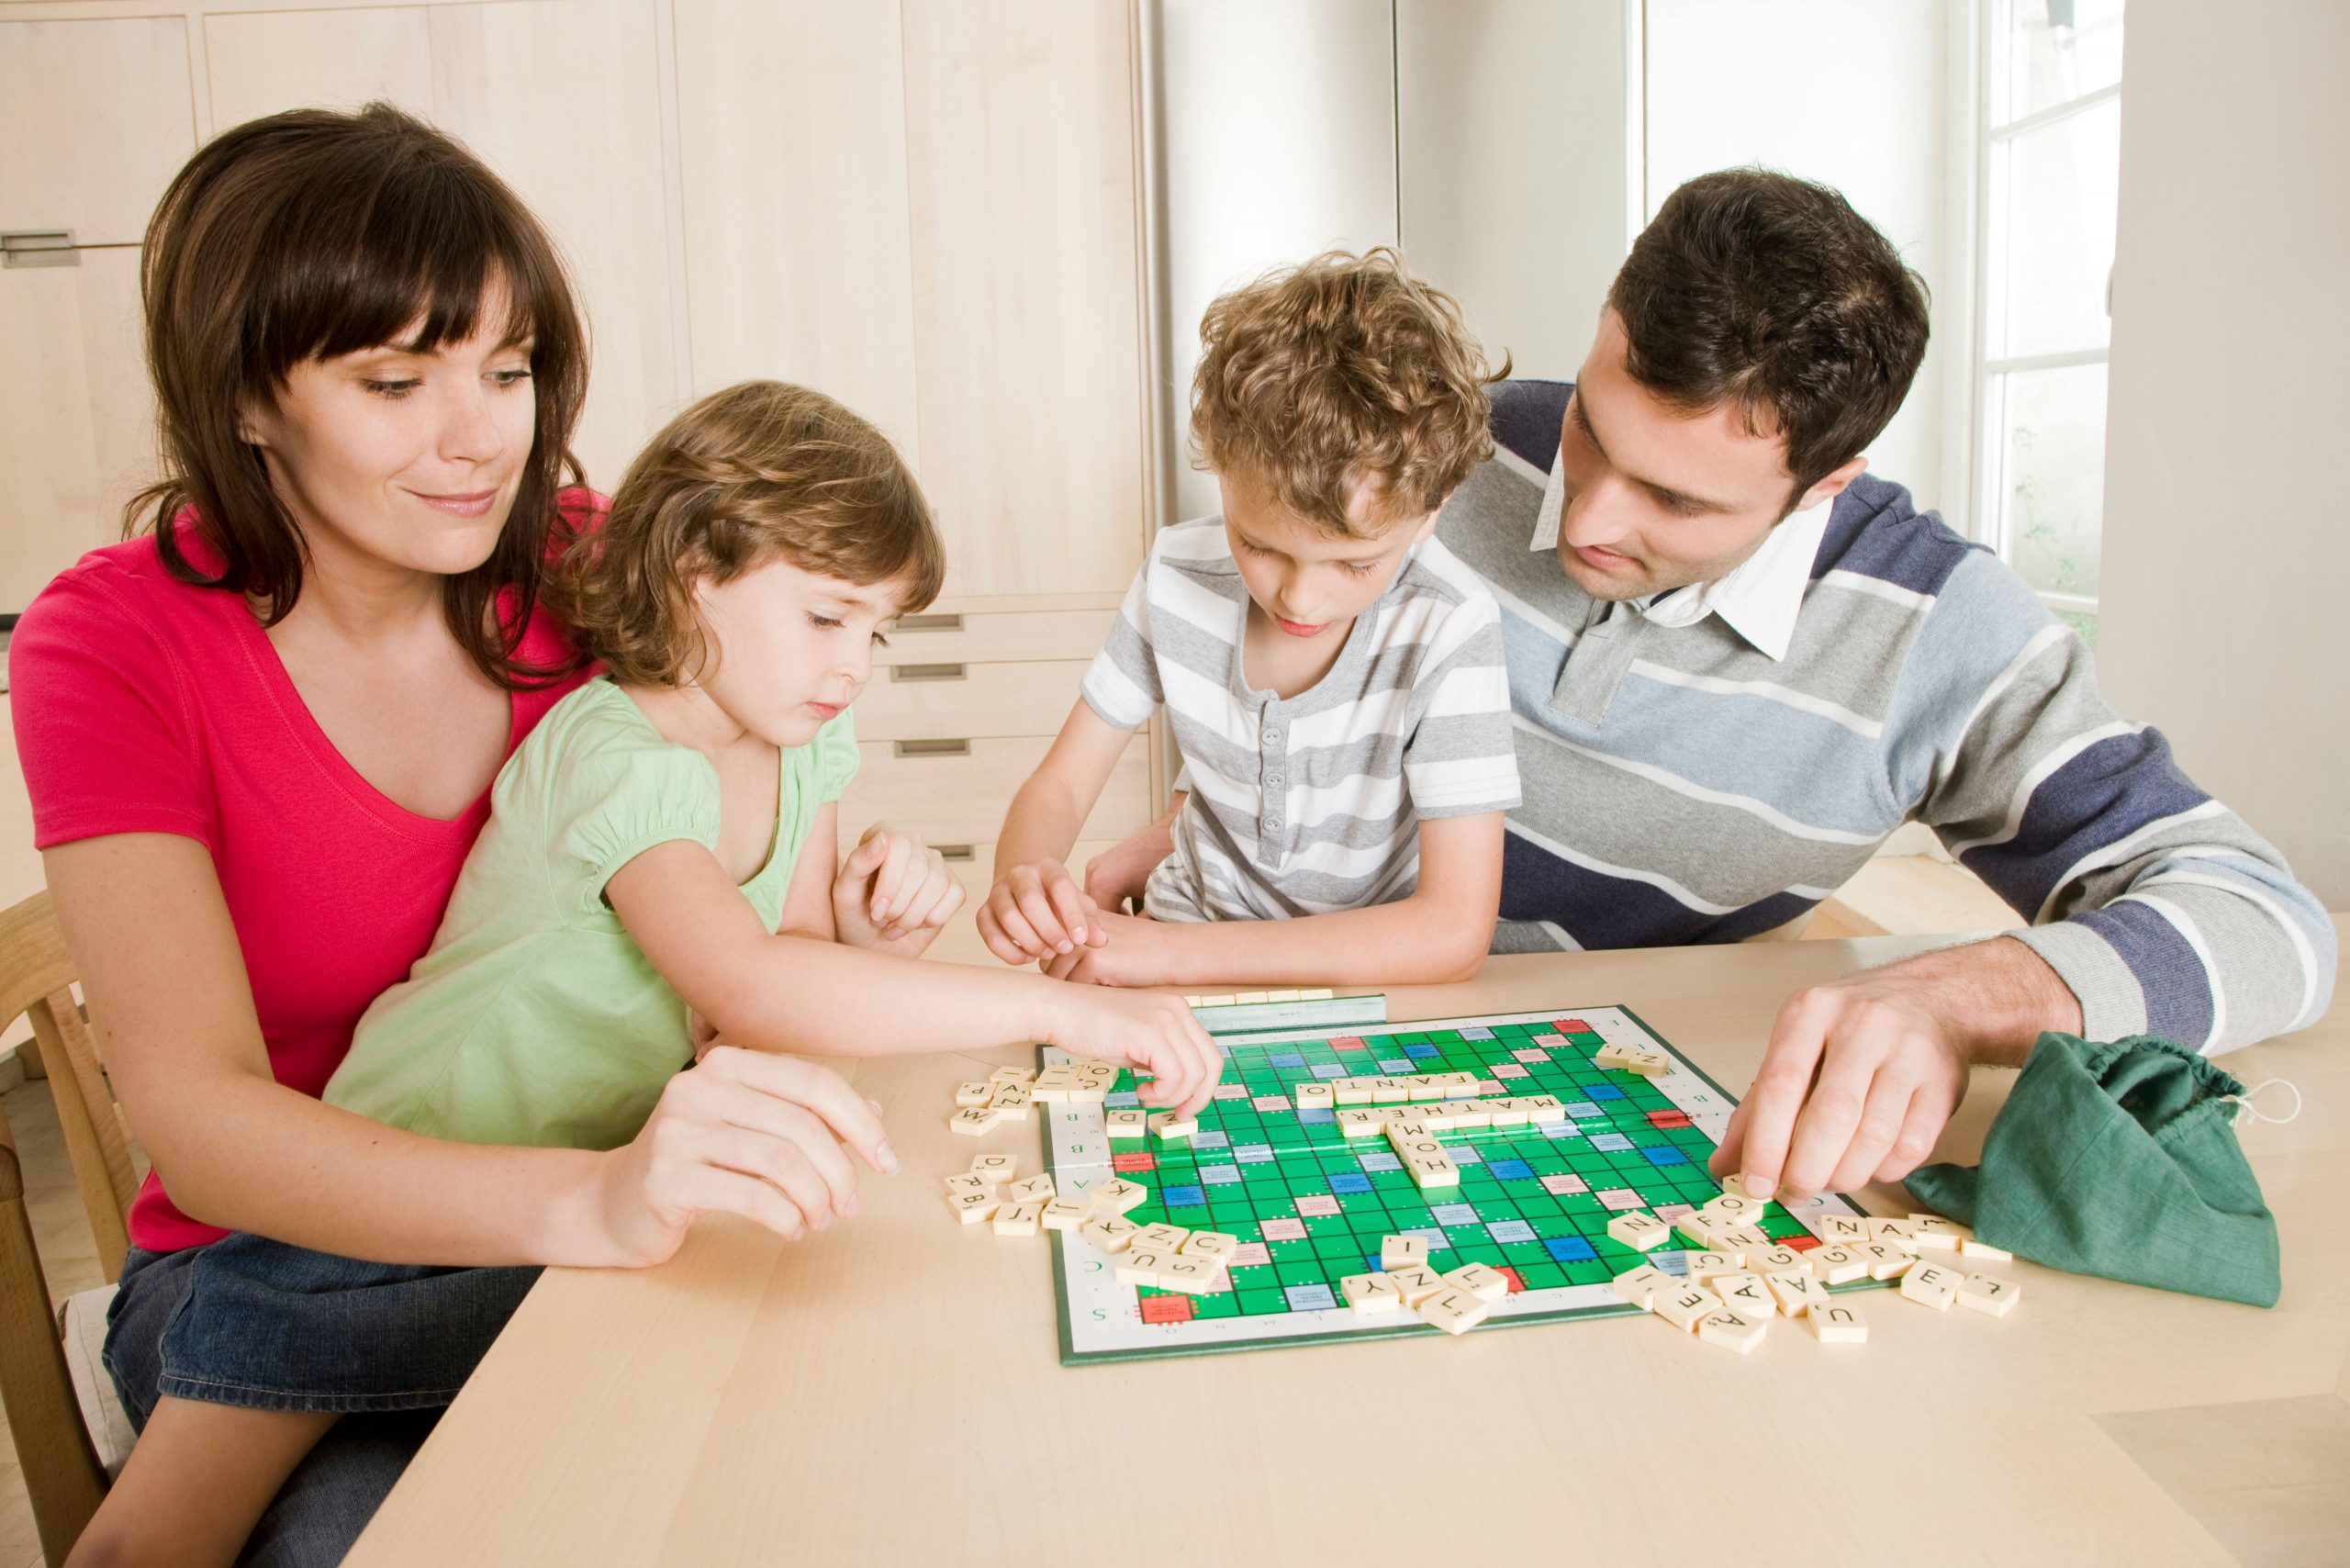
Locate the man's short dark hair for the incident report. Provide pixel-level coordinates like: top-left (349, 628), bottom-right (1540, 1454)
top-left (1607, 169), bottom-right (1930, 500)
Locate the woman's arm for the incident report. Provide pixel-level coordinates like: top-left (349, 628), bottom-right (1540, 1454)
top-left (1044, 811), bottom-right (1506, 989)
top-left (49, 834), bottom-right (893, 1269)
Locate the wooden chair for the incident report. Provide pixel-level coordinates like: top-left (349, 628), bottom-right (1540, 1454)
top-left (1, 889), bottom-right (140, 1564)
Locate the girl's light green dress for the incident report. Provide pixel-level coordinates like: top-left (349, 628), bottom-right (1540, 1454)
top-left (324, 678), bottom-right (856, 1149)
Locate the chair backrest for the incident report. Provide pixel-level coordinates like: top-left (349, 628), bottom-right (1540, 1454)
top-left (0, 890), bottom-right (125, 1562)
top-left (0, 1093), bottom-right (107, 1562)
top-left (0, 890), bottom-right (133, 1281)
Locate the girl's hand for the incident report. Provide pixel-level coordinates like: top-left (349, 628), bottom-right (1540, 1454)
top-left (979, 857), bottom-right (1108, 965)
top-left (1041, 910), bottom-right (1181, 988)
top-left (834, 823), bottom-right (966, 956)
top-left (1038, 986), bottom-right (1223, 1115)
top-left (591, 1046), bottom-right (898, 1267)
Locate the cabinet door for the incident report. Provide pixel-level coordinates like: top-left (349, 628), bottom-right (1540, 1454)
top-left (900, 0), bottom-right (1149, 599)
top-left (673, 0), bottom-right (921, 463)
top-left (203, 1), bottom-right (679, 491)
top-left (0, 249), bottom-right (154, 611)
top-left (0, 16), bottom-right (193, 611)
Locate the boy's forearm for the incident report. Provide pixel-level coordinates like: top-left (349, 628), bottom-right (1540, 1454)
top-left (1150, 895), bottom-right (1494, 989)
top-left (993, 770), bottom-right (1090, 877)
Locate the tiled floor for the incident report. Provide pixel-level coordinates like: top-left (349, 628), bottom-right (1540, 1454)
top-left (0, 853), bottom-right (2033, 1565)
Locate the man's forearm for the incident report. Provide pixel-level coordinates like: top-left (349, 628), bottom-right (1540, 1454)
top-left (1874, 934), bottom-right (2082, 1067)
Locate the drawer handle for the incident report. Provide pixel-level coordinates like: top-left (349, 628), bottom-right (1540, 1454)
top-left (896, 613), bottom-right (963, 633)
top-left (890, 663), bottom-right (967, 683)
top-left (893, 738), bottom-right (970, 758)
top-left (937, 845), bottom-right (976, 862)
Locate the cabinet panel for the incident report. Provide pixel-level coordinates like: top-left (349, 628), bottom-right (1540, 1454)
top-left (900, 0), bottom-right (1148, 599)
top-left (203, 1), bottom-right (678, 490)
top-left (0, 15), bottom-right (196, 247)
top-left (673, 0), bottom-right (920, 461)
top-left (853, 658), bottom-right (1091, 743)
top-left (0, 248), bottom-right (155, 611)
top-left (873, 607), bottom-right (1117, 668)
top-left (836, 733), bottom-right (1149, 849)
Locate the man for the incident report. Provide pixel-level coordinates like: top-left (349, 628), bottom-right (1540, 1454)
top-left (1085, 169), bottom-right (2333, 1203)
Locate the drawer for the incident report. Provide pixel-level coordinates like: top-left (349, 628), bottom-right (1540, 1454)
top-left (922, 839), bottom-right (1125, 968)
top-left (877, 608), bottom-right (1116, 667)
top-left (853, 658), bottom-right (1091, 742)
top-left (836, 734), bottom-right (1150, 848)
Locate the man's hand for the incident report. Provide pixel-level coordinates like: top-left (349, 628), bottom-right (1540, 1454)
top-left (1710, 935), bottom-right (2080, 1201)
top-left (1083, 799), bottom-right (1181, 915)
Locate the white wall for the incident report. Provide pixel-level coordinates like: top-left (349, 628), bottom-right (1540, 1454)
top-left (2097, 0), bottom-right (2350, 907)
top-left (1643, 0), bottom-right (1957, 514)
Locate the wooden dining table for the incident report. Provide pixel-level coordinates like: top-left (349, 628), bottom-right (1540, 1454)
top-left (346, 926), bottom-right (2350, 1567)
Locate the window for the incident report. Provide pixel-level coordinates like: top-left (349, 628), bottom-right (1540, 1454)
top-left (1974, 0), bottom-right (2124, 644)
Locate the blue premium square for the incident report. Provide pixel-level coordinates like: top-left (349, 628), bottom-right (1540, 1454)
top-left (1488, 1159), bottom-right (1534, 1181)
top-left (1543, 1235), bottom-right (1598, 1263)
top-left (1269, 1052), bottom-right (1307, 1069)
top-left (1586, 1084), bottom-right (1627, 1101)
top-left (1328, 1172), bottom-right (1373, 1195)
top-left (1643, 1146), bottom-right (1689, 1166)
top-left (1162, 1184), bottom-right (1206, 1208)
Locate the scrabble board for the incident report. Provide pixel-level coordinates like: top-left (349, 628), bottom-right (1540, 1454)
top-left (1040, 1004), bottom-right (1870, 1363)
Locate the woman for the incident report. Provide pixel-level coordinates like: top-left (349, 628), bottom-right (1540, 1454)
top-left (15, 104), bottom-right (892, 1566)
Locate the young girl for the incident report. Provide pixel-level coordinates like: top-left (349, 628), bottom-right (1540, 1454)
top-left (70, 380), bottom-right (1223, 1566)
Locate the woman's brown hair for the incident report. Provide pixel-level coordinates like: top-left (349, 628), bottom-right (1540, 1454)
top-left (554, 380), bottom-right (944, 686)
top-left (131, 102), bottom-right (590, 687)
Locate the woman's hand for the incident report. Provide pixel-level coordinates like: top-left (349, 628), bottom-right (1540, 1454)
top-left (591, 1046), bottom-right (898, 1267)
top-left (833, 823), bottom-right (965, 957)
top-left (1035, 985), bottom-right (1223, 1115)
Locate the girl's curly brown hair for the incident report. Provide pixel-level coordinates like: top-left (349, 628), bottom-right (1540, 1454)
top-left (1189, 249), bottom-right (1507, 537)
top-left (554, 381), bottom-right (943, 685)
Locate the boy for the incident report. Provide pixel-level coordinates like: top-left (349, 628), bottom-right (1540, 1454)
top-left (979, 250), bottom-right (1519, 987)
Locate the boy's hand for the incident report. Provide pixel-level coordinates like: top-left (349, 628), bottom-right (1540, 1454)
top-left (1040, 987), bottom-right (1223, 1115)
top-left (834, 823), bottom-right (965, 956)
top-left (1081, 813), bottom-right (1175, 915)
top-left (978, 858), bottom-right (1107, 965)
top-left (1040, 909), bottom-right (1186, 989)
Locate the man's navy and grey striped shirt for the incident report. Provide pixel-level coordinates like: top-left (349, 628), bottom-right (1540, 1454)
top-left (1440, 379), bottom-right (2333, 1054)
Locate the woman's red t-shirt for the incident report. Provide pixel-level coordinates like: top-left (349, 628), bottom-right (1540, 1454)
top-left (9, 497), bottom-right (598, 1251)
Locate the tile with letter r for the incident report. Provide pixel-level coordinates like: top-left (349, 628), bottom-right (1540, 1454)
top-left (1486, 1219), bottom-right (1537, 1244)
top-left (1284, 1282), bottom-right (1338, 1312)
top-left (1163, 1184), bottom-right (1206, 1208)
top-left (1590, 1133), bottom-right (1633, 1153)
top-left (1488, 1159), bottom-right (1535, 1182)
top-left (1543, 1235), bottom-right (1598, 1263)
top-left (1328, 1172), bottom-right (1372, 1195)
top-left (1269, 1052), bottom-right (1307, 1068)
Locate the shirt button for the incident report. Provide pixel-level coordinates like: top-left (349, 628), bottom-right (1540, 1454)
top-left (1267, 815), bottom-right (1283, 829)
top-left (1267, 772), bottom-right (1283, 786)
top-left (1264, 726), bottom-right (1281, 743)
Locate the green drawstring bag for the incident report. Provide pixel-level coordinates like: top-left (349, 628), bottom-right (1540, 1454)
top-left (1905, 1033), bottom-right (2282, 1307)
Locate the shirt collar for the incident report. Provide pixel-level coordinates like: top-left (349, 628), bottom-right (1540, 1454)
top-left (1526, 448), bottom-right (1831, 663)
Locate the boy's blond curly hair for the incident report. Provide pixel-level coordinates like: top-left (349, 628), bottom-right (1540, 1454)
top-left (1189, 249), bottom-right (1507, 538)
top-left (554, 380), bottom-right (942, 685)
